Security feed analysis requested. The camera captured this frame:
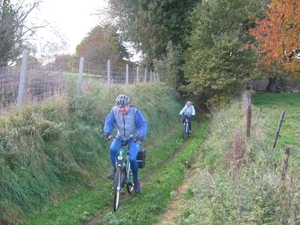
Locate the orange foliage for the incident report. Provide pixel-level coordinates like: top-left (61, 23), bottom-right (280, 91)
top-left (249, 0), bottom-right (300, 72)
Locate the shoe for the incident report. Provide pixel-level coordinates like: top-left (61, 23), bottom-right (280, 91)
top-left (188, 130), bottom-right (192, 134)
top-left (107, 169), bottom-right (116, 179)
top-left (134, 179), bottom-right (141, 193)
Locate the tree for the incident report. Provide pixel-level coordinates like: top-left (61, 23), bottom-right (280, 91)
top-left (76, 24), bottom-right (131, 67)
top-left (108, 0), bottom-right (199, 75)
top-left (43, 54), bottom-right (77, 72)
top-left (0, 0), bottom-right (42, 66)
top-left (249, 0), bottom-right (300, 76)
top-left (182, 0), bottom-right (266, 103)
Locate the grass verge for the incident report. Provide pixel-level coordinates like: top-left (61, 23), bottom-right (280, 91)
top-left (25, 115), bottom-right (209, 225)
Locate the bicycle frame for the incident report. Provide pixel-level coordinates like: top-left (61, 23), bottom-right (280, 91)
top-left (183, 117), bottom-right (189, 133)
top-left (110, 137), bottom-right (134, 212)
top-left (182, 116), bottom-right (190, 139)
top-left (115, 148), bottom-right (133, 187)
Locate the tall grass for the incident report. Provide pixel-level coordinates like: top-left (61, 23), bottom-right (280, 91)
top-left (175, 93), bottom-right (300, 224)
top-left (0, 82), bottom-right (182, 224)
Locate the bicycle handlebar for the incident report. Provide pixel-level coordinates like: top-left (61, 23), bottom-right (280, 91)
top-left (180, 115), bottom-right (192, 119)
top-left (106, 135), bottom-right (138, 142)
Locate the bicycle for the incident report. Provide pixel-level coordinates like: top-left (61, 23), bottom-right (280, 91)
top-left (107, 135), bottom-right (135, 212)
top-left (181, 115), bottom-right (191, 139)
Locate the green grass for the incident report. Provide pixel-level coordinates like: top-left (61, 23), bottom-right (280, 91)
top-left (252, 93), bottom-right (300, 149)
top-left (173, 93), bottom-right (300, 225)
top-left (2, 87), bottom-right (300, 225)
top-left (25, 115), bottom-right (209, 225)
top-left (0, 82), bottom-right (184, 224)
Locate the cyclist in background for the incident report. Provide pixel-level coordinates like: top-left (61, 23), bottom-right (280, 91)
top-left (179, 101), bottom-right (195, 134)
top-left (102, 95), bottom-right (148, 193)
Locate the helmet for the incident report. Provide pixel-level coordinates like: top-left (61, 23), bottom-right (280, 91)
top-left (186, 101), bottom-right (192, 106)
top-left (116, 95), bottom-right (130, 107)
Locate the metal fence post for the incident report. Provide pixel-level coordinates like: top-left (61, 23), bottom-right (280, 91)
top-left (126, 64), bottom-right (129, 85)
top-left (144, 68), bottom-right (147, 83)
top-left (17, 50), bottom-right (29, 107)
top-left (77, 57), bottom-right (84, 94)
top-left (107, 60), bottom-right (110, 84)
top-left (136, 66), bottom-right (139, 83)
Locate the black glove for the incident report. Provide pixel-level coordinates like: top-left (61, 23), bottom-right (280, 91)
top-left (179, 114), bottom-right (182, 117)
top-left (102, 132), bottom-right (109, 140)
top-left (134, 135), bottom-right (144, 142)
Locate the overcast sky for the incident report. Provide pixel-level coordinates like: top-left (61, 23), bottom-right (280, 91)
top-left (21, 0), bottom-right (109, 56)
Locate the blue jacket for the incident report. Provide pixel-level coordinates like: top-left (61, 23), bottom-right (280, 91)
top-left (104, 105), bottom-right (148, 140)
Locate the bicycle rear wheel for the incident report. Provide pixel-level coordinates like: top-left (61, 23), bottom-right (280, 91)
top-left (113, 167), bottom-right (122, 212)
top-left (126, 162), bottom-right (134, 194)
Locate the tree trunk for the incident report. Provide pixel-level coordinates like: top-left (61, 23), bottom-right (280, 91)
top-left (266, 77), bottom-right (277, 92)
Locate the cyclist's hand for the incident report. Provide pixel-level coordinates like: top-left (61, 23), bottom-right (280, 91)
top-left (179, 114), bottom-right (182, 117)
top-left (134, 135), bottom-right (144, 143)
top-left (102, 132), bottom-right (110, 140)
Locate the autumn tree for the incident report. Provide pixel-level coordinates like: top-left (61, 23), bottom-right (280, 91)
top-left (42, 54), bottom-right (78, 72)
top-left (250, 0), bottom-right (300, 76)
top-left (182, 0), bottom-right (266, 103)
top-left (76, 24), bottom-right (130, 67)
top-left (249, 0), bottom-right (300, 92)
top-left (0, 0), bottom-right (42, 66)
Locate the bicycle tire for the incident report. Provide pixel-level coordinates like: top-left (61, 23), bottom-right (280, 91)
top-left (126, 161), bottom-right (134, 194)
top-left (113, 167), bottom-right (122, 212)
top-left (182, 121), bottom-right (189, 139)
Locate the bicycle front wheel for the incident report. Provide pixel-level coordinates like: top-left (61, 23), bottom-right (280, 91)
top-left (113, 167), bottom-right (122, 212)
top-left (182, 123), bottom-right (189, 140)
top-left (126, 161), bottom-right (134, 194)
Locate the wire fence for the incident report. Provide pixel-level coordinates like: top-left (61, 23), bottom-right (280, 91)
top-left (0, 51), bottom-right (160, 113)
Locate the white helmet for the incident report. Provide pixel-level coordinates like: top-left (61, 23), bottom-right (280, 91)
top-left (116, 95), bottom-right (130, 107)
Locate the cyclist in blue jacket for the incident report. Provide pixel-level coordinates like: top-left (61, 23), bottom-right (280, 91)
top-left (102, 95), bottom-right (148, 193)
top-left (179, 101), bottom-right (195, 133)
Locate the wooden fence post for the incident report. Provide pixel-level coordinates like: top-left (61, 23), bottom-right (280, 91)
top-left (273, 110), bottom-right (285, 150)
top-left (246, 104), bottom-right (252, 138)
top-left (17, 50), bottom-right (29, 107)
top-left (281, 146), bottom-right (290, 180)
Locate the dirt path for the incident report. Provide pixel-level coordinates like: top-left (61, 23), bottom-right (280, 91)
top-left (152, 164), bottom-right (196, 225)
top-left (153, 111), bottom-right (204, 224)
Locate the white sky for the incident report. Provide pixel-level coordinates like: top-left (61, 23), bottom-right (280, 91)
top-left (13, 0), bottom-right (141, 61)
top-left (23, 0), bottom-right (109, 56)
